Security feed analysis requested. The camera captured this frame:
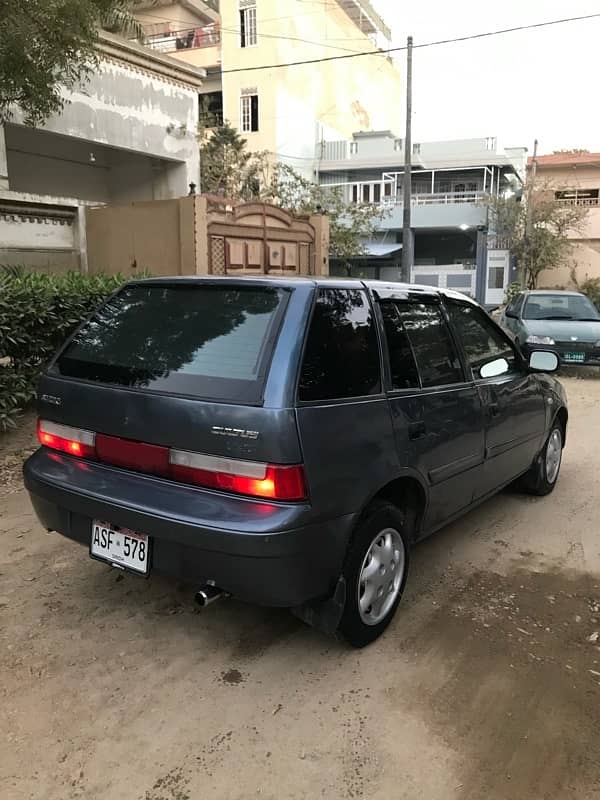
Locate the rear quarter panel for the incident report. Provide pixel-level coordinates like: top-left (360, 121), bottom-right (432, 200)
top-left (296, 397), bottom-right (400, 521)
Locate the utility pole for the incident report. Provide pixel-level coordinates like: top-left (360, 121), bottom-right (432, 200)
top-left (521, 137), bottom-right (538, 287)
top-left (401, 35), bottom-right (414, 283)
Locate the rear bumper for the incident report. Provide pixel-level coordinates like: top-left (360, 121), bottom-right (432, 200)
top-left (24, 449), bottom-right (355, 607)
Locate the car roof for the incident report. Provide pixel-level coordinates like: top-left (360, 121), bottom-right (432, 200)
top-left (131, 275), bottom-right (478, 304)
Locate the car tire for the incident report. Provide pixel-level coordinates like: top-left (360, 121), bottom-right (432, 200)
top-left (336, 500), bottom-right (411, 648)
top-left (520, 423), bottom-right (564, 496)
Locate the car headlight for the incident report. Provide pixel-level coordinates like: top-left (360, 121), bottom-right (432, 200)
top-left (526, 335), bottom-right (555, 346)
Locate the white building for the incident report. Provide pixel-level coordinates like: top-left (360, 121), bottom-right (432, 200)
top-left (0, 32), bottom-right (204, 271)
top-left (318, 133), bottom-right (527, 305)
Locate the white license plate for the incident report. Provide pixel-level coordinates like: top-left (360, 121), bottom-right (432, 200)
top-left (91, 520), bottom-right (150, 575)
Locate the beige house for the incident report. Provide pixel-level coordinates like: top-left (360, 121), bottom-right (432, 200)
top-left (134, 0), bottom-right (402, 176)
top-left (534, 152), bottom-right (600, 288)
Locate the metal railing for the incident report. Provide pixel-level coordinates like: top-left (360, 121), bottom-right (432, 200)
top-left (555, 197), bottom-right (600, 207)
top-left (145, 24), bottom-right (220, 54)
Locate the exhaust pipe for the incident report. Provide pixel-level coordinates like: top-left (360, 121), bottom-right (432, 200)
top-left (195, 584), bottom-right (225, 607)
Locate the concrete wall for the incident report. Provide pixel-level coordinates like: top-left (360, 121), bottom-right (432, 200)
top-left (86, 197), bottom-right (196, 275)
top-left (85, 195), bottom-right (330, 278)
top-left (0, 194), bottom-right (83, 272)
top-left (7, 34), bottom-right (201, 196)
top-left (380, 201), bottom-right (488, 231)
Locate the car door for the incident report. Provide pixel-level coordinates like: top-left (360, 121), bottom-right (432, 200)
top-left (376, 292), bottom-right (486, 533)
top-left (502, 293), bottom-right (524, 338)
top-left (445, 299), bottom-right (547, 498)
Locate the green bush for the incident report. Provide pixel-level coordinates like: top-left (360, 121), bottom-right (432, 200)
top-left (577, 277), bottom-right (600, 311)
top-left (0, 270), bottom-right (127, 431)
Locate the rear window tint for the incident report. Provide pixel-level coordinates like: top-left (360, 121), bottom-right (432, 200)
top-left (298, 288), bottom-right (381, 402)
top-left (53, 284), bottom-right (288, 404)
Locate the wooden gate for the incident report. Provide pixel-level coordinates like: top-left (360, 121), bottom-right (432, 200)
top-left (206, 202), bottom-right (317, 276)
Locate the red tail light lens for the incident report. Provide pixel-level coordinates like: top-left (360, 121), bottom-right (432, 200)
top-left (38, 420), bottom-right (96, 459)
top-left (169, 460), bottom-right (307, 501)
top-left (37, 420), bottom-right (307, 501)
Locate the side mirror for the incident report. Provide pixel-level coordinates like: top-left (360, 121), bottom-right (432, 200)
top-left (529, 350), bottom-right (559, 373)
top-left (480, 357), bottom-right (510, 379)
top-left (504, 308), bottom-right (517, 319)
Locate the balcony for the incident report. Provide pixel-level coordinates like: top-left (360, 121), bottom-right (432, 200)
top-left (145, 24), bottom-right (220, 63)
top-left (322, 180), bottom-right (489, 230)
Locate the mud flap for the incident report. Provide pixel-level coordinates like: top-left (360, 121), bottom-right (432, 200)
top-left (291, 576), bottom-right (347, 636)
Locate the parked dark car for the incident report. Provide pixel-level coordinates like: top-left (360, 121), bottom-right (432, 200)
top-left (501, 289), bottom-right (600, 366)
top-left (24, 278), bottom-right (567, 647)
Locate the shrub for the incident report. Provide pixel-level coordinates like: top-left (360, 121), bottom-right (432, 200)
top-left (577, 277), bottom-right (600, 311)
top-left (0, 270), bottom-right (127, 431)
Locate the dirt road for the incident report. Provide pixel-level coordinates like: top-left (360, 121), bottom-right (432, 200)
top-left (2, 375), bottom-right (600, 800)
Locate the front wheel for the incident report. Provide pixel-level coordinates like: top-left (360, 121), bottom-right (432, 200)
top-left (337, 501), bottom-right (410, 648)
top-left (520, 423), bottom-right (563, 496)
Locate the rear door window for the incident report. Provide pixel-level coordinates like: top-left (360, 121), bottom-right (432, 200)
top-left (395, 302), bottom-right (464, 388)
top-left (53, 283), bottom-right (289, 404)
top-left (298, 288), bottom-right (381, 401)
top-left (380, 302), bottom-right (420, 390)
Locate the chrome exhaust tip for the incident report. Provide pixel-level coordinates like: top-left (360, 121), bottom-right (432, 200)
top-left (194, 584), bottom-right (224, 607)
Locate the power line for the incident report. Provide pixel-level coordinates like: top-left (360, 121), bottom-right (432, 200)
top-left (219, 13), bottom-right (600, 74)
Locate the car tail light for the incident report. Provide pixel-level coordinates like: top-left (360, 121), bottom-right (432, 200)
top-left (37, 420), bottom-right (307, 501)
top-left (37, 419), bottom-right (96, 459)
top-left (169, 449), bottom-right (307, 501)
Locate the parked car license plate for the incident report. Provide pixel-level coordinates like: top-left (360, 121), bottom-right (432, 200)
top-left (90, 520), bottom-right (150, 575)
top-left (563, 352), bottom-right (585, 363)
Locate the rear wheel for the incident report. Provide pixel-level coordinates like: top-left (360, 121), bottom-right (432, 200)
top-left (520, 423), bottom-right (563, 496)
top-left (337, 500), bottom-right (410, 648)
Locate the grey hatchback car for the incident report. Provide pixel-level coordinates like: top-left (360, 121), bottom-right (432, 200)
top-left (24, 278), bottom-right (567, 646)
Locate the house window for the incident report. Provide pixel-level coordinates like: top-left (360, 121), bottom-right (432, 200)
top-left (413, 143), bottom-right (421, 155)
top-left (394, 139), bottom-right (403, 152)
top-left (240, 93), bottom-right (259, 132)
top-left (349, 142), bottom-right (359, 155)
top-left (240, 1), bottom-right (257, 47)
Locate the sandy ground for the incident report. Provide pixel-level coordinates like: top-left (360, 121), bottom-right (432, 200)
top-left (2, 374), bottom-right (600, 800)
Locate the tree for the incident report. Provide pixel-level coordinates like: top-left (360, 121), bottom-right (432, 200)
top-left (489, 181), bottom-right (588, 289)
top-left (199, 122), bottom-right (267, 200)
top-left (0, 1), bottom-right (151, 126)
top-left (198, 123), bottom-right (385, 258)
top-left (261, 163), bottom-right (385, 260)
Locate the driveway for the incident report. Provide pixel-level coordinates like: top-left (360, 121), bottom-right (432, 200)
top-left (2, 375), bottom-right (600, 800)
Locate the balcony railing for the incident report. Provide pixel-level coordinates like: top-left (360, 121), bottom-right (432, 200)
top-left (411, 191), bottom-right (487, 205)
top-left (555, 197), bottom-right (600, 207)
top-left (145, 24), bottom-right (220, 54)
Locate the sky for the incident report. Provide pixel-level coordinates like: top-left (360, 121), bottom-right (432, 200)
top-left (371, 0), bottom-right (600, 155)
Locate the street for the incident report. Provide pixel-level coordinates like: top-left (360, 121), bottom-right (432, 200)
top-left (1, 374), bottom-right (600, 800)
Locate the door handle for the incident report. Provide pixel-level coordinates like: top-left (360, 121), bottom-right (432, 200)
top-left (408, 420), bottom-right (427, 440)
top-left (489, 401), bottom-right (500, 417)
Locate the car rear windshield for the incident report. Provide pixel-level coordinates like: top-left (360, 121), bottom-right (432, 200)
top-left (52, 283), bottom-right (289, 404)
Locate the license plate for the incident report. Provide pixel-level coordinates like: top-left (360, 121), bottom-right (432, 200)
top-left (563, 352), bottom-right (585, 363)
top-left (90, 520), bottom-right (150, 575)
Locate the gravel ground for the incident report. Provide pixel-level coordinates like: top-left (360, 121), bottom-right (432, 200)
top-left (2, 375), bottom-right (600, 800)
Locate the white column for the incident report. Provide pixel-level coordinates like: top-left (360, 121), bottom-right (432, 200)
top-left (76, 206), bottom-right (89, 273)
top-left (0, 126), bottom-right (9, 190)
